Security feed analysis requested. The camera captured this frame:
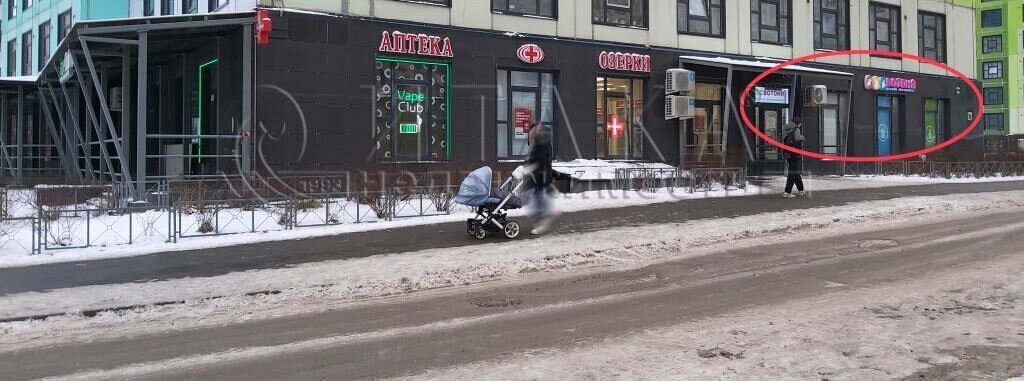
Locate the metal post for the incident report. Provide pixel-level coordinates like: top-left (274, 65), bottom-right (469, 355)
top-left (721, 66), bottom-right (733, 167)
top-left (241, 24), bottom-right (253, 174)
top-left (0, 93), bottom-right (16, 179)
top-left (37, 89), bottom-right (78, 181)
top-left (71, 54), bottom-right (118, 184)
top-left (44, 84), bottom-right (86, 182)
top-left (137, 31), bottom-right (148, 198)
top-left (123, 45), bottom-right (132, 189)
top-left (16, 86), bottom-right (24, 184)
top-left (79, 43), bottom-right (136, 194)
top-left (54, 82), bottom-right (96, 183)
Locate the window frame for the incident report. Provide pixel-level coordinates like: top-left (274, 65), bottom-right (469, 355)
top-left (813, 0), bottom-right (849, 50)
top-left (161, 0), bottom-right (174, 15)
top-left (677, 0), bottom-right (725, 38)
top-left (750, 0), bottom-right (792, 46)
top-left (57, 10), bottom-right (73, 43)
top-left (869, 2), bottom-right (901, 54)
top-left (23, 0), bottom-right (33, 11)
top-left (983, 87), bottom-right (1003, 105)
top-left (917, 11), bottom-right (945, 63)
top-left (6, 39), bottom-right (16, 77)
top-left (983, 113), bottom-right (1004, 131)
top-left (38, 21), bottom-right (50, 72)
top-left (144, 0), bottom-right (155, 16)
top-left (980, 9), bottom-right (1001, 28)
top-left (491, 0), bottom-right (557, 19)
top-left (981, 35), bottom-right (1002, 54)
top-left (21, 30), bottom-right (32, 76)
top-left (593, 0), bottom-right (649, 29)
top-left (209, 0), bottom-right (230, 11)
top-left (983, 61), bottom-right (1003, 80)
top-left (394, 0), bottom-right (451, 6)
top-left (182, 0), bottom-right (199, 14)
top-left (7, 0), bottom-right (17, 20)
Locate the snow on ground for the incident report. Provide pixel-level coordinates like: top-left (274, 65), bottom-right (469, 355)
top-left (0, 185), bottom-right (758, 269)
top-left (551, 159), bottom-right (676, 180)
top-left (399, 249), bottom-right (1024, 380)
top-left (760, 175), bottom-right (1024, 192)
top-left (2, 190), bottom-right (1023, 351)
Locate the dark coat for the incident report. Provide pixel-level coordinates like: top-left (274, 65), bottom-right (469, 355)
top-left (783, 122), bottom-right (805, 159)
top-left (525, 127), bottom-right (554, 189)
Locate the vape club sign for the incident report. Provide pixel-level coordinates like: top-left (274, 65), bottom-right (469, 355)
top-left (599, 51), bottom-right (651, 73)
top-left (378, 31), bottom-right (454, 58)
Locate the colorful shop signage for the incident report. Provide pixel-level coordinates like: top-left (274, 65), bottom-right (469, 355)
top-left (517, 44), bottom-right (545, 64)
top-left (599, 51), bottom-right (651, 73)
top-left (754, 87), bottom-right (789, 104)
top-left (863, 75), bottom-right (917, 93)
top-left (378, 31), bottom-right (454, 58)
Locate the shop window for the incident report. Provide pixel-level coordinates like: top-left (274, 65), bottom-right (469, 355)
top-left (6, 40), bottom-right (15, 77)
top-left (374, 59), bottom-right (450, 162)
top-left (981, 9), bottom-right (1001, 28)
top-left (677, 0), bottom-right (724, 37)
top-left (38, 22), bottom-right (49, 72)
top-left (984, 113), bottom-right (1004, 131)
top-left (492, 0), bottom-right (556, 18)
top-left (58, 10), bottom-right (72, 42)
top-left (496, 70), bottom-right (555, 158)
top-left (869, 2), bottom-right (900, 53)
top-left (21, 31), bottom-right (31, 76)
top-left (683, 83), bottom-right (724, 159)
top-left (983, 61), bottom-right (1002, 79)
top-left (918, 12), bottom-right (945, 62)
top-left (750, 0), bottom-right (791, 45)
top-left (923, 98), bottom-right (946, 148)
top-left (596, 77), bottom-right (644, 159)
top-left (982, 35), bottom-right (1002, 54)
top-left (813, 0), bottom-right (848, 50)
top-left (984, 87), bottom-right (1003, 105)
top-left (819, 92), bottom-right (845, 155)
top-left (593, 0), bottom-right (648, 28)
top-left (144, 0), bottom-right (155, 16)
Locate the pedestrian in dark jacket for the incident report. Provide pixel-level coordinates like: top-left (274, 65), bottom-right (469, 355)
top-left (520, 122), bottom-right (557, 235)
top-left (783, 116), bottom-right (806, 198)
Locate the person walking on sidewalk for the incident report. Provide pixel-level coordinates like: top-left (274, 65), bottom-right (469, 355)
top-left (518, 122), bottom-right (558, 235)
top-left (783, 116), bottom-right (807, 198)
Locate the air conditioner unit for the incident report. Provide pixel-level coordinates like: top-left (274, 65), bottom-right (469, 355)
top-left (804, 85), bottom-right (827, 106)
top-left (666, 95), bottom-right (695, 119)
top-left (109, 87), bottom-right (123, 111)
top-left (666, 68), bottom-right (695, 95)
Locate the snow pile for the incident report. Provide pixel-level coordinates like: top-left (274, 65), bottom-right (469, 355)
top-left (551, 159), bottom-right (677, 180)
top-left (2, 190), bottom-right (1023, 348)
top-left (0, 185), bottom-right (757, 269)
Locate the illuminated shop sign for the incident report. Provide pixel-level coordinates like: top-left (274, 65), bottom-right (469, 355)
top-left (754, 87), bottom-right (790, 104)
top-left (863, 75), bottom-right (916, 93)
top-left (599, 51), bottom-right (651, 73)
top-left (378, 31), bottom-right (454, 58)
top-left (517, 44), bottom-right (545, 64)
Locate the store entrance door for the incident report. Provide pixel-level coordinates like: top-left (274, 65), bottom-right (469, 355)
top-left (604, 93), bottom-right (628, 158)
top-left (756, 105), bottom-right (786, 160)
top-left (877, 96), bottom-right (892, 156)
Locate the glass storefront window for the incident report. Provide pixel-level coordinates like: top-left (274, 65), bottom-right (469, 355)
top-left (375, 59), bottom-right (450, 161)
top-left (924, 98), bottom-right (946, 148)
top-left (497, 70), bottom-right (555, 158)
top-left (684, 83), bottom-right (724, 161)
top-left (596, 77), bottom-right (644, 160)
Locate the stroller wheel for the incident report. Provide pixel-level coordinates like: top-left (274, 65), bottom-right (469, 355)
top-left (503, 221), bottom-right (521, 239)
top-left (473, 228), bottom-right (487, 240)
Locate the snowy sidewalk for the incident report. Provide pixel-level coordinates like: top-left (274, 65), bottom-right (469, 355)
top-left (0, 179), bottom-right (1023, 297)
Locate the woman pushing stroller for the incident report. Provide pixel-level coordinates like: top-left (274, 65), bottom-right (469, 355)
top-left (514, 122), bottom-right (559, 235)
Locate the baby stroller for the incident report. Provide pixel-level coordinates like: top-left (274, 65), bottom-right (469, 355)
top-left (455, 166), bottom-right (524, 240)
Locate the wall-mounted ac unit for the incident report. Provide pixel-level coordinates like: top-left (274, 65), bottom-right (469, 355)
top-left (666, 95), bottom-right (695, 119)
top-left (110, 87), bottom-right (123, 111)
top-left (804, 85), bottom-right (827, 106)
top-left (666, 68), bottom-right (695, 95)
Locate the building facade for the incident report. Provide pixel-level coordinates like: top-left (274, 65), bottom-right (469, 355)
top-left (975, 0), bottom-right (1024, 156)
top-left (0, 0), bottom-right (130, 77)
top-left (129, 0), bottom-right (258, 17)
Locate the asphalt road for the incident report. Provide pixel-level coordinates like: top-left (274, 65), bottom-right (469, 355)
top-left (2, 181), bottom-right (1024, 296)
top-left (4, 209), bottom-right (1022, 380)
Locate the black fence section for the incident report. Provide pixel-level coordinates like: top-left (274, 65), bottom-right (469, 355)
top-left (614, 167), bottom-right (747, 194)
top-left (824, 161), bottom-right (1024, 178)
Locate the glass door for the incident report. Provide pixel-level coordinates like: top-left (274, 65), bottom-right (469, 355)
top-left (511, 90), bottom-right (537, 156)
top-left (877, 96), bottom-right (892, 156)
top-left (604, 93), bottom-right (628, 158)
top-left (759, 107), bottom-right (783, 160)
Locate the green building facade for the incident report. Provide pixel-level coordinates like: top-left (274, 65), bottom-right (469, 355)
top-left (976, 0), bottom-right (1023, 154)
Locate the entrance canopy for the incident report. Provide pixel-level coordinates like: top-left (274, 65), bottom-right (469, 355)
top-left (679, 55), bottom-right (854, 77)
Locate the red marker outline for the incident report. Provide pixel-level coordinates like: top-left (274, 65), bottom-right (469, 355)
top-left (739, 49), bottom-right (983, 162)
